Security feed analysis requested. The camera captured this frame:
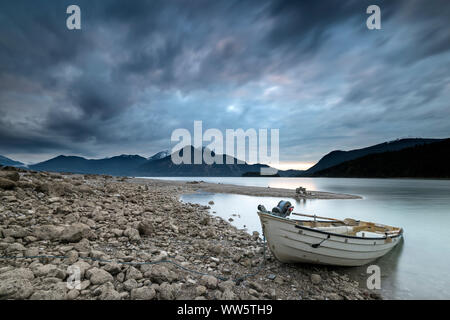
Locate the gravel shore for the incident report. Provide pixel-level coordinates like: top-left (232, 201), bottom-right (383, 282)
top-left (0, 167), bottom-right (378, 300)
top-left (131, 178), bottom-right (362, 199)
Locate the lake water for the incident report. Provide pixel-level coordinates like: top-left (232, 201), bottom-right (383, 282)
top-left (150, 177), bottom-right (450, 299)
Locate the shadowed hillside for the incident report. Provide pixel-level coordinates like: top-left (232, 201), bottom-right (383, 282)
top-left (313, 139), bottom-right (450, 178)
top-left (303, 138), bottom-right (442, 175)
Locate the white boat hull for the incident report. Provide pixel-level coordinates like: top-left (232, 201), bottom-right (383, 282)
top-left (258, 212), bottom-right (402, 266)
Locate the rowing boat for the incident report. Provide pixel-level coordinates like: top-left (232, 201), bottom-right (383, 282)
top-left (257, 201), bottom-right (403, 266)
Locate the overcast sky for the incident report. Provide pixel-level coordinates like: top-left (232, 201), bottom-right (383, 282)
top-left (1, 0), bottom-right (449, 169)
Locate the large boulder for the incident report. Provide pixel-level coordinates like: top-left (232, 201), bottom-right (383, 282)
top-left (2, 226), bottom-right (29, 239)
top-left (86, 267), bottom-right (113, 285)
top-left (0, 171), bottom-right (20, 182)
top-left (199, 275), bottom-right (218, 290)
top-left (0, 268), bottom-right (34, 281)
top-left (0, 278), bottom-right (34, 299)
top-left (125, 266), bottom-right (143, 281)
top-left (0, 178), bottom-right (16, 190)
top-left (33, 225), bottom-right (65, 241)
top-left (124, 228), bottom-right (141, 241)
top-left (130, 286), bottom-right (156, 300)
top-left (33, 264), bottom-right (66, 280)
top-left (98, 282), bottom-right (121, 300)
top-left (158, 282), bottom-right (177, 300)
top-left (60, 223), bottom-right (91, 243)
top-left (137, 219), bottom-right (154, 236)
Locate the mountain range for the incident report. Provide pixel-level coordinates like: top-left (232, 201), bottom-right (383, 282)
top-left (1, 138), bottom-right (448, 178)
top-left (8, 146), bottom-right (293, 177)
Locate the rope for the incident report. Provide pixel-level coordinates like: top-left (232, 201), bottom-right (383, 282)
top-left (0, 236), bottom-right (267, 284)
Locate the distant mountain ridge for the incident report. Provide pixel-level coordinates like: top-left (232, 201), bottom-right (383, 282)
top-left (303, 138), bottom-right (442, 175)
top-left (29, 154), bottom-right (148, 176)
top-left (313, 138), bottom-right (450, 178)
top-left (0, 155), bottom-right (26, 167)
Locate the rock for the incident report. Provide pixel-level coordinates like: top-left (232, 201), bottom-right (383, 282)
top-left (123, 279), bottom-right (139, 291)
top-left (60, 223), bottom-right (91, 243)
top-left (6, 242), bottom-right (26, 253)
top-left (0, 178), bottom-right (17, 190)
top-left (158, 282), bottom-right (177, 300)
top-left (218, 280), bottom-right (235, 292)
top-left (126, 266), bottom-right (143, 280)
top-left (0, 278), bottom-right (34, 299)
top-left (103, 262), bottom-right (121, 275)
top-left (73, 238), bottom-right (90, 251)
top-left (116, 272), bottom-right (125, 283)
top-left (195, 285), bottom-right (207, 296)
top-left (130, 286), bottom-right (156, 300)
top-left (326, 293), bottom-right (344, 300)
top-left (67, 289), bottom-right (80, 300)
top-left (248, 288), bottom-right (259, 296)
top-left (0, 171), bottom-right (20, 182)
top-left (30, 284), bottom-right (66, 300)
top-left (87, 267), bottom-right (114, 285)
top-left (33, 225), bottom-right (64, 240)
top-left (98, 282), bottom-right (121, 300)
top-left (208, 245), bottom-right (222, 255)
top-left (274, 277), bottom-right (284, 285)
top-left (170, 223), bottom-right (179, 233)
top-left (24, 247), bottom-right (39, 257)
top-left (33, 264), bottom-right (66, 280)
top-left (145, 265), bottom-right (171, 284)
top-left (0, 268), bottom-right (34, 281)
top-left (248, 281), bottom-right (263, 292)
top-left (267, 288), bottom-right (277, 299)
top-left (48, 197), bottom-right (62, 203)
top-left (66, 250), bottom-right (79, 264)
top-left (208, 201), bottom-right (214, 205)
top-left (124, 228), bottom-right (141, 241)
top-left (153, 251), bottom-right (168, 262)
top-left (311, 274), bottom-right (322, 285)
top-left (137, 219), bottom-right (154, 236)
top-left (199, 217), bottom-right (210, 226)
top-left (2, 226), bottom-right (28, 238)
top-left (71, 261), bottom-right (91, 279)
top-left (221, 290), bottom-right (237, 300)
top-left (199, 275), bottom-right (218, 290)
top-left (267, 274), bottom-right (277, 280)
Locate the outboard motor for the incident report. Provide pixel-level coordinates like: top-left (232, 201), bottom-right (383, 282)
top-left (258, 201), bottom-right (294, 218)
top-left (271, 200), bottom-right (294, 218)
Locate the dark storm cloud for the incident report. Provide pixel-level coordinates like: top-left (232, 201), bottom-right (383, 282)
top-left (0, 0), bottom-right (449, 164)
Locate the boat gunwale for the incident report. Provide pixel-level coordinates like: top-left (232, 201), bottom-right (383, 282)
top-left (258, 211), bottom-right (403, 241)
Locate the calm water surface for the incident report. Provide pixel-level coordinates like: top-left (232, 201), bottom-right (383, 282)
top-left (150, 177), bottom-right (450, 299)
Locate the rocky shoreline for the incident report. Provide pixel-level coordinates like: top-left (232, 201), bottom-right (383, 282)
top-left (0, 167), bottom-right (378, 300)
